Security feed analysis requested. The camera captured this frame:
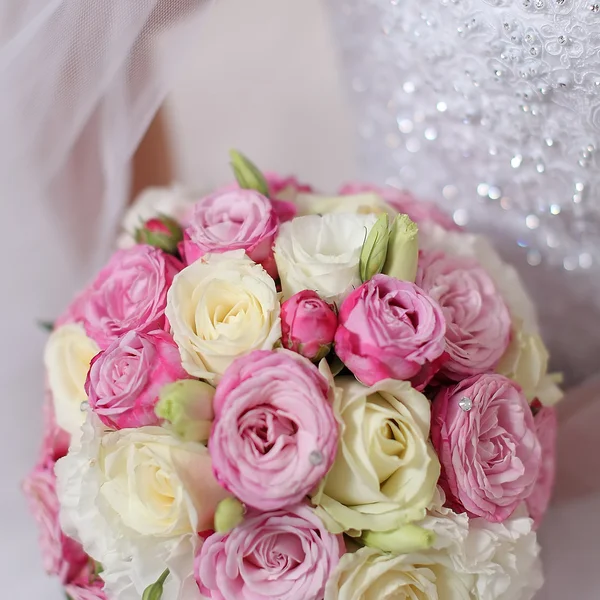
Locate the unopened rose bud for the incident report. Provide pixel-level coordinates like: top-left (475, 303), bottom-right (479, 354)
top-left (362, 523), bottom-right (435, 554)
top-left (280, 291), bottom-right (338, 362)
top-left (383, 213), bottom-right (419, 282)
top-left (135, 214), bottom-right (183, 254)
top-left (142, 569), bottom-right (169, 600)
top-left (155, 380), bottom-right (215, 442)
top-left (214, 497), bottom-right (245, 533)
top-left (229, 149), bottom-right (269, 197)
top-left (359, 212), bottom-right (390, 282)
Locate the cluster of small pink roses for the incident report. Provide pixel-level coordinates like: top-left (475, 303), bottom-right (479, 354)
top-left (26, 152), bottom-right (560, 600)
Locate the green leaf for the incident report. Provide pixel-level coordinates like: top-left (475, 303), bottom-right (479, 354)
top-left (37, 320), bottom-right (55, 332)
top-left (359, 213), bottom-right (390, 282)
top-left (229, 149), bottom-right (269, 196)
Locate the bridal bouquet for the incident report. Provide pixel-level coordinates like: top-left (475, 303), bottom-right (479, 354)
top-left (25, 151), bottom-right (562, 600)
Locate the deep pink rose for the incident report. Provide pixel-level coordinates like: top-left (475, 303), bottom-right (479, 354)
top-left (416, 250), bottom-right (512, 380)
top-left (339, 182), bottom-right (458, 230)
top-left (431, 374), bottom-right (542, 523)
top-left (64, 580), bottom-right (107, 600)
top-left (86, 330), bottom-right (188, 429)
top-left (526, 405), bottom-right (557, 528)
top-left (195, 504), bottom-right (344, 600)
top-left (78, 246), bottom-right (181, 348)
top-left (334, 274), bottom-right (447, 388)
top-left (264, 172), bottom-right (313, 198)
top-left (209, 349), bottom-right (338, 511)
top-left (183, 189), bottom-right (281, 276)
top-left (281, 290), bottom-right (337, 361)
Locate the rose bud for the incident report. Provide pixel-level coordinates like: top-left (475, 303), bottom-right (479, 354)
top-left (135, 214), bottom-right (183, 254)
top-left (280, 290), bottom-right (338, 362)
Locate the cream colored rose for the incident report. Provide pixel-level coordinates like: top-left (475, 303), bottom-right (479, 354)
top-left (274, 213), bottom-right (377, 305)
top-left (166, 250), bottom-right (281, 383)
top-left (497, 323), bottom-right (563, 406)
top-left (44, 323), bottom-right (99, 435)
top-left (324, 546), bottom-right (472, 600)
top-left (313, 377), bottom-right (440, 534)
top-left (294, 192), bottom-right (395, 217)
top-left (97, 426), bottom-right (226, 537)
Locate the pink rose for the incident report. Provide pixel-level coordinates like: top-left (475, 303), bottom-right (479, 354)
top-left (23, 464), bottom-right (89, 583)
top-left (64, 580), bottom-right (107, 600)
top-left (264, 172), bottom-right (313, 198)
top-left (78, 246), bottom-right (181, 348)
top-left (416, 250), bottom-right (512, 380)
top-left (86, 330), bottom-right (189, 429)
top-left (209, 349), bottom-right (338, 511)
top-left (339, 182), bottom-right (458, 230)
top-left (281, 290), bottom-right (338, 361)
top-left (526, 405), bottom-right (557, 528)
top-left (183, 189), bottom-right (281, 276)
top-left (195, 504), bottom-right (344, 600)
top-left (431, 374), bottom-right (542, 523)
top-left (334, 274), bottom-right (447, 388)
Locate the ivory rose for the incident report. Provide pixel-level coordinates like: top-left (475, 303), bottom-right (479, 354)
top-left (314, 377), bottom-right (440, 534)
top-left (165, 250), bottom-right (281, 383)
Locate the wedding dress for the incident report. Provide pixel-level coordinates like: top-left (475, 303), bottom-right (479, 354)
top-left (1, 0), bottom-right (599, 598)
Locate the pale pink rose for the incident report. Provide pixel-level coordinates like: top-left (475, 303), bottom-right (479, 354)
top-left (183, 189), bottom-right (280, 277)
top-left (195, 504), bottom-right (344, 600)
top-left (86, 330), bottom-right (188, 429)
top-left (416, 250), bottom-right (512, 380)
top-left (64, 580), bottom-right (107, 600)
top-left (40, 386), bottom-right (70, 459)
top-left (281, 290), bottom-right (337, 361)
top-left (76, 246), bottom-right (181, 348)
top-left (23, 464), bottom-right (89, 583)
top-left (209, 349), bottom-right (338, 511)
top-left (339, 182), bottom-right (458, 230)
top-left (431, 374), bottom-right (542, 523)
top-left (334, 274), bottom-right (447, 389)
top-left (526, 404), bottom-right (557, 528)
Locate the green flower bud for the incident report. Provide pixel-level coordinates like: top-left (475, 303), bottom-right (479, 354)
top-left (362, 523), bottom-right (436, 554)
top-left (383, 213), bottom-right (419, 282)
top-left (229, 149), bottom-right (269, 196)
top-left (142, 569), bottom-right (170, 600)
top-left (155, 380), bottom-right (215, 443)
top-left (135, 214), bottom-right (183, 255)
top-left (214, 497), bottom-right (245, 533)
top-left (359, 213), bottom-right (390, 282)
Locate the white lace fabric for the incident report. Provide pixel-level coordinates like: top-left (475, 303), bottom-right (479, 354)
top-left (329, 0), bottom-right (600, 385)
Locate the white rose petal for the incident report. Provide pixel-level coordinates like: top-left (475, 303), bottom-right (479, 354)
top-left (274, 213), bottom-right (377, 305)
top-left (294, 192), bottom-right (395, 217)
top-left (166, 250), bottom-right (281, 383)
top-left (44, 323), bottom-right (99, 436)
top-left (118, 185), bottom-right (196, 249)
top-left (56, 415), bottom-right (208, 600)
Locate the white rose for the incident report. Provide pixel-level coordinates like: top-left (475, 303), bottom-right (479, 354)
top-left (274, 213), bottom-right (377, 305)
top-left (313, 377), bottom-right (440, 534)
top-left (117, 185), bottom-right (196, 249)
top-left (44, 323), bottom-right (99, 435)
top-left (497, 324), bottom-right (563, 406)
top-left (419, 222), bottom-right (539, 334)
top-left (166, 250), bottom-right (281, 382)
top-left (324, 546), bottom-right (473, 600)
top-left (294, 192), bottom-right (395, 217)
top-left (56, 415), bottom-right (224, 599)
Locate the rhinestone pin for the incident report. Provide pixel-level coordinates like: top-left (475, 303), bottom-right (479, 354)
top-left (458, 397), bottom-right (473, 412)
top-left (309, 450), bottom-right (324, 466)
top-left (80, 401), bottom-right (89, 412)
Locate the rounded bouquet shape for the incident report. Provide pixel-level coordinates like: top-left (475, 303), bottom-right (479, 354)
top-left (26, 151), bottom-right (559, 600)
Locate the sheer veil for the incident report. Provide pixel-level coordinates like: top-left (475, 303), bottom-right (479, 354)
top-left (0, 1), bottom-right (211, 269)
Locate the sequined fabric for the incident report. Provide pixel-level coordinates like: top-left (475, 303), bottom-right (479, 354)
top-left (329, 0), bottom-right (600, 384)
